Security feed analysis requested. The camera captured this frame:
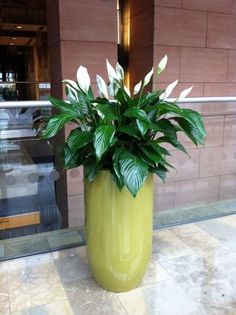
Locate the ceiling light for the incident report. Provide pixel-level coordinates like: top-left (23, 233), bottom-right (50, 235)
top-left (11, 37), bottom-right (16, 40)
top-left (10, 43), bottom-right (14, 45)
top-left (16, 25), bottom-right (23, 29)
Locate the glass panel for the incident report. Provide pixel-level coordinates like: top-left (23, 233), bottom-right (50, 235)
top-left (0, 103), bottom-right (84, 260)
top-left (153, 102), bottom-right (236, 228)
top-left (0, 81), bottom-right (51, 101)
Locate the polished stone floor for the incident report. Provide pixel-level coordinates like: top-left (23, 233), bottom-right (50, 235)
top-left (1, 214), bottom-right (236, 315)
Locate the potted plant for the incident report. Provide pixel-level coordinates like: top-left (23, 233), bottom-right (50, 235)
top-left (42, 56), bottom-right (206, 292)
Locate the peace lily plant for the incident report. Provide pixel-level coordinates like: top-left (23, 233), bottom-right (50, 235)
top-left (42, 56), bottom-right (206, 197)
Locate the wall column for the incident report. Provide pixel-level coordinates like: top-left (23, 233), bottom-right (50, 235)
top-left (47, 0), bottom-right (117, 227)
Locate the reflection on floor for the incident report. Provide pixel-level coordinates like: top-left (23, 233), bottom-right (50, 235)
top-left (0, 227), bottom-right (84, 260)
top-left (1, 214), bottom-right (236, 315)
top-left (154, 198), bottom-right (236, 228)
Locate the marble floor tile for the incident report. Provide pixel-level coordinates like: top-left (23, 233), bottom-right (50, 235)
top-left (11, 310), bottom-right (31, 315)
top-left (52, 246), bottom-right (91, 283)
top-left (0, 294), bottom-right (10, 315)
top-left (3, 214), bottom-right (236, 315)
top-left (64, 277), bottom-right (128, 315)
top-left (160, 254), bottom-right (236, 315)
top-left (8, 253), bottom-right (53, 271)
top-left (0, 262), bottom-right (9, 295)
top-left (27, 299), bottom-right (73, 315)
top-left (7, 254), bottom-right (67, 312)
top-left (197, 219), bottom-right (236, 251)
top-left (140, 254), bottom-right (171, 287)
top-left (215, 214), bottom-right (236, 226)
top-left (153, 229), bottom-right (194, 261)
top-left (118, 278), bottom-right (207, 315)
top-left (171, 223), bottom-right (232, 259)
top-left (206, 252), bottom-right (236, 283)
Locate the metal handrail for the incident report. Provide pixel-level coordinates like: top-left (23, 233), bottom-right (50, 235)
top-left (0, 101), bottom-right (51, 109)
top-left (0, 96), bottom-right (236, 109)
top-left (168, 96), bottom-right (236, 103)
top-left (0, 81), bottom-right (51, 84)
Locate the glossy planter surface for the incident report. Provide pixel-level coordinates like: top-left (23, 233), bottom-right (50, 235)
top-left (84, 170), bottom-right (153, 292)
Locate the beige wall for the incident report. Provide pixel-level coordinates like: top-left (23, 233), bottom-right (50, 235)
top-left (152, 0), bottom-right (236, 212)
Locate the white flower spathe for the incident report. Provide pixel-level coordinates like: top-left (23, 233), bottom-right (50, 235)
top-left (157, 55), bottom-right (168, 75)
top-left (124, 86), bottom-right (131, 97)
top-left (159, 80), bottom-right (178, 100)
top-left (133, 80), bottom-right (142, 95)
top-left (66, 84), bottom-right (79, 101)
top-left (178, 86), bottom-right (193, 102)
top-left (76, 65), bottom-right (90, 93)
top-left (116, 62), bottom-right (124, 80)
top-left (106, 59), bottom-right (118, 82)
top-left (108, 81), bottom-right (119, 97)
top-left (96, 75), bottom-right (109, 99)
top-left (62, 79), bottom-right (79, 91)
top-left (143, 68), bottom-right (154, 87)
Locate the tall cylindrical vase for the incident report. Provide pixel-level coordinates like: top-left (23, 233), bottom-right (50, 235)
top-left (84, 170), bottom-right (153, 292)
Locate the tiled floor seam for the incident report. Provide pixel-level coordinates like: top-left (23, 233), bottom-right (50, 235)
top-left (170, 223), bottom-right (234, 258)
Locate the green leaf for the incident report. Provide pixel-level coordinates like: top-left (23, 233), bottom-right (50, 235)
top-left (152, 119), bottom-right (177, 139)
top-left (156, 136), bottom-right (188, 155)
top-left (77, 90), bottom-right (90, 114)
top-left (151, 164), bottom-right (169, 182)
top-left (139, 91), bottom-right (163, 108)
top-left (64, 144), bottom-right (79, 169)
top-left (87, 86), bottom-right (94, 100)
top-left (140, 146), bottom-right (164, 164)
top-left (137, 151), bottom-right (155, 168)
top-left (117, 126), bottom-right (139, 138)
top-left (84, 158), bottom-right (100, 181)
top-left (112, 149), bottom-right (125, 189)
top-left (49, 96), bottom-right (78, 115)
top-left (42, 113), bottom-right (76, 139)
top-left (147, 109), bottom-right (158, 122)
top-left (94, 125), bottom-right (116, 160)
top-left (115, 88), bottom-right (133, 107)
top-left (173, 117), bottom-right (205, 145)
top-left (124, 107), bottom-right (151, 124)
top-left (66, 130), bottom-right (93, 155)
top-left (150, 141), bottom-right (171, 156)
top-left (119, 152), bottom-right (148, 197)
top-left (159, 160), bottom-right (175, 172)
top-left (136, 119), bottom-right (149, 135)
top-left (65, 86), bottom-right (89, 117)
top-left (95, 104), bottom-right (118, 121)
top-left (179, 109), bottom-right (206, 141)
top-left (155, 102), bottom-right (182, 116)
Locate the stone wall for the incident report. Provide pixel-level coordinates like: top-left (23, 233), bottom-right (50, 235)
top-left (151, 0), bottom-right (236, 213)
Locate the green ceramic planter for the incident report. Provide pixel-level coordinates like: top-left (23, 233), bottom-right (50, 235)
top-left (84, 170), bottom-right (153, 292)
